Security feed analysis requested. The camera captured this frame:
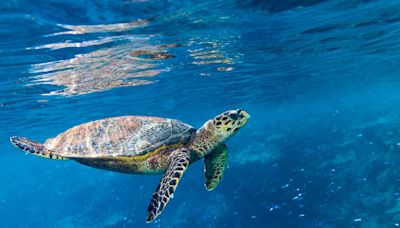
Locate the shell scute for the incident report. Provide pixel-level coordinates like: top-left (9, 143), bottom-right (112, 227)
top-left (44, 116), bottom-right (195, 157)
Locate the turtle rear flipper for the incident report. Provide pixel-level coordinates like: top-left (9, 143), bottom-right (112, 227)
top-left (10, 136), bottom-right (68, 160)
top-left (146, 148), bottom-right (190, 223)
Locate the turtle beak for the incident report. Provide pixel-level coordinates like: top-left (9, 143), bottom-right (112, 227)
top-left (238, 109), bottom-right (251, 126)
top-left (241, 110), bottom-right (251, 119)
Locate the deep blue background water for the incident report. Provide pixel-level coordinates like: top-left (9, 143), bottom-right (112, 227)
top-left (1, 0), bottom-right (400, 227)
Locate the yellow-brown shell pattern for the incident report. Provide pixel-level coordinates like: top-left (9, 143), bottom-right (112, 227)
top-left (43, 116), bottom-right (195, 157)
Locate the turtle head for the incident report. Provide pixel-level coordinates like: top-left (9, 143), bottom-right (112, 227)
top-left (211, 109), bottom-right (250, 140)
top-left (191, 109), bottom-right (250, 158)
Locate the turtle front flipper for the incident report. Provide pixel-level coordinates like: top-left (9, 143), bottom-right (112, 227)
top-left (146, 148), bottom-right (190, 223)
top-left (204, 144), bottom-right (228, 191)
top-left (10, 136), bottom-right (67, 160)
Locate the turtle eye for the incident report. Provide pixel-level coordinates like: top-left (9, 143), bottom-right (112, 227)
top-left (229, 112), bottom-right (239, 120)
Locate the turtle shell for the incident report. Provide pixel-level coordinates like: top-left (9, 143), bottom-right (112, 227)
top-left (43, 116), bottom-right (195, 157)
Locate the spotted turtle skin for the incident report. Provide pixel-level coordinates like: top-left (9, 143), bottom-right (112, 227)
top-left (10, 109), bottom-right (251, 223)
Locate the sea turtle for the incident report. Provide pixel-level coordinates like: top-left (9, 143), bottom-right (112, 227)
top-left (10, 109), bottom-right (250, 222)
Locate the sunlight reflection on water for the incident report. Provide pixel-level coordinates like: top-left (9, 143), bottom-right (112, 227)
top-left (27, 20), bottom-right (179, 96)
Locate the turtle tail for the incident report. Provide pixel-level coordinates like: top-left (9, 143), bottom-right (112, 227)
top-left (10, 136), bottom-right (68, 160)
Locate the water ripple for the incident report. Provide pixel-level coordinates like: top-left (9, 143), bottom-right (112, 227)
top-left (26, 21), bottom-right (178, 96)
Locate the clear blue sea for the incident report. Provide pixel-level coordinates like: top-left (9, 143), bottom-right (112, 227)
top-left (1, 0), bottom-right (400, 227)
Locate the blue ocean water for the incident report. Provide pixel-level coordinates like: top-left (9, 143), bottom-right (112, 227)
top-left (1, 0), bottom-right (400, 226)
